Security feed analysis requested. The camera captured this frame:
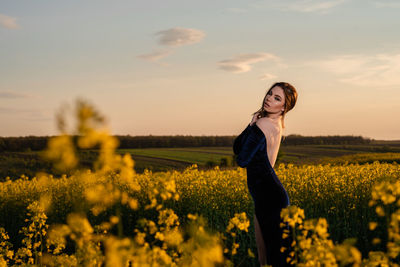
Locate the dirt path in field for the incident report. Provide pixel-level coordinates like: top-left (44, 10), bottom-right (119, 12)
top-left (163, 148), bottom-right (232, 155)
top-left (130, 154), bottom-right (193, 168)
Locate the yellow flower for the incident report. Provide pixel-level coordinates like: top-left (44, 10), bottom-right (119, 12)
top-left (129, 199), bottom-right (139, 210)
top-left (110, 216), bottom-right (119, 225)
top-left (369, 222), bottom-right (378, 231)
top-left (376, 206), bottom-right (385, 217)
top-left (372, 238), bottom-right (381, 245)
top-left (155, 232), bottom-right (164, 241)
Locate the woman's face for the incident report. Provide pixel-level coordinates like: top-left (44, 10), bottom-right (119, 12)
top-left (263, 86), bottom-right (285, 114)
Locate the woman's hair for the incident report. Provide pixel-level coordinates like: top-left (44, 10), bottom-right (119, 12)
top-left (252, 82), bottom-right (298, 128)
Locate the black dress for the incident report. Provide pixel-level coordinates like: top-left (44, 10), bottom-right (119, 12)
top-left (233, 123), bottom-right (294, 267)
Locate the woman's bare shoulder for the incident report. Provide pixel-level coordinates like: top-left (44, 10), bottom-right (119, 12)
top-left (256, 117), bottom-right (280, 135)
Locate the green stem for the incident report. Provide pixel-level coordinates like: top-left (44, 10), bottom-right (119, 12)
top-left (116, 205), bottom-right (123, 238)
top-left (34, 230), bottom-right (38, 265)
top-left (292, 224), bottom-right (298, 265)
top-left (385, 205), bottom-right (391, 257)
top-left (40, 231), bottom-right (43, 266)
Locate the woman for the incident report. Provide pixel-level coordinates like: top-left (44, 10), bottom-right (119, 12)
top-left (233, 82), bottom-right (297, 266)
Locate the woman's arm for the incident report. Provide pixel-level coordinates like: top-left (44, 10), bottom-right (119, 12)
top-left (235, 126), bottom-right (263, 168)
top-left (233, 112), bottom-right (260, 155)
top-left (233, 123), bottom-right (252, 155)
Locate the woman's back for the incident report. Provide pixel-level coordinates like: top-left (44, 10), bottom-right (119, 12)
top-left (255, 117), bottom-right (282, 168)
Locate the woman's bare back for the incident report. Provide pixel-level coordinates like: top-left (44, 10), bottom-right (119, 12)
top-left (255, 117), bottom-right (282, 168)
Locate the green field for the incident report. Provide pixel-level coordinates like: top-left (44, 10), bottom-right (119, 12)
top-left (118, 144), bottom-right (400, 172)
top-left (1, 144), bottom-right (400, 180)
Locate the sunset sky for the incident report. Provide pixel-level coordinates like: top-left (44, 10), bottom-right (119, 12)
top-left (1, 0), bottom-right (400, 140)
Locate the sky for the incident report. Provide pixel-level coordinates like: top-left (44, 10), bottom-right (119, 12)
top-left (1, 0), bottom-right (400, 140)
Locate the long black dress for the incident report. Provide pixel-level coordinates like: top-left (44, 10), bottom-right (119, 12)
top-left (233, 123), bottom-right (294, 267)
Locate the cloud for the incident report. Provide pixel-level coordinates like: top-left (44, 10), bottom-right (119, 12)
top-left (0, 91), bottom-right (31, 99)
top-left (138, 27), bottom-right (206, 64)
top-left (259, 73), bottom-right (278, 80)
top-left (218, 53), bottom-right (280, 73)
top-left (251, 0), bottom-right (347, 14)
top-left (310, 53), bottom-right (400, 87)
top-left (137, 50), bottom-right (172, 65)
top-left (0, 14), bottom-right (19, 29)
top-left (155, 27), bottom-right (206, 47)
top-left (314, 56), bottom-right (369, 74)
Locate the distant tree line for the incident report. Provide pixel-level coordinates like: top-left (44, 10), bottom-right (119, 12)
top-left (0, 134), bottom-right (372, 152)
top-left (0, 136), bottom-right (49, 152)
top-left (282, 134), bottom-right (372, 145)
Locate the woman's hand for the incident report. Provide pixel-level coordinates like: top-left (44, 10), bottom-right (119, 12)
top-left (250, 112), bottom-right (261, 126)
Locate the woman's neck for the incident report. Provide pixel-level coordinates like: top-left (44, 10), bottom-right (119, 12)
top-left (265, 114), bottom-right (282, 127)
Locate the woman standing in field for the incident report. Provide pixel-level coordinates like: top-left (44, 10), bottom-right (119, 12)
top-left (233, 82), bottom-right (298, 266)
